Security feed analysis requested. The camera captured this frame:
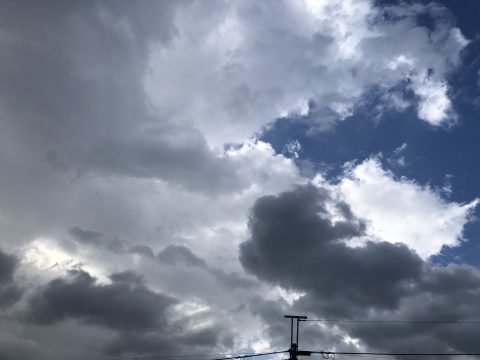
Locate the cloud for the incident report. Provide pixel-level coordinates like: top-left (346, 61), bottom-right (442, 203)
top-left (0, 0), bottom-right (246, 195)
top-left (240, 185), bottom-right (422, 316)
top-left (240, 184), bottom-right (480, 353)
top-left (69, 226), bottom-right (132, 254)
top-left (24, 267), bottom-right (236, 357)
top-left (336, 263), bottom-right (480, 353)
top-left (131, 245), bottom-right (155, 259)
top-left (388, 143), bottom-right (408, 168)
top-left (69, 227), bottom-right (103, 246)
top-left (67, 227), bottom-right (257, 292)
top-left (0, 250), bottom-right (24, 307)
top-left (158, 245), bottom-right (208, 267)
top-left (86, 126), bottom-right (247, 194)
top-left (247, 295), bottom-right (361, 352)
top-left (336, 158), bottom-right (478, 258)
top-left (27, 270), bottom-right (176, 332)
top-left (146, 0), bottom-right (468, 145)
top-left (0, 328), bottom-right (50, 360)
top-left (0, 250), bottom-right (18, 284)
top-left (70, 226), bottom-right (158, 259)
top-left (105, 324), bottom-right (234, 356)
top-left (413, 74), bottom-right (455, 126)
top-left (157, 245), bottom-right (256, 290)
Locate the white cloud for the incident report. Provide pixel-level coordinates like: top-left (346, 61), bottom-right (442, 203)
top-left (412, 73), bottom-right (455, 126)
top-left (284, 139), bottom-right (302, 159)
top-left (336, 158), bottom-right (478, 258)
top-left (145, 0), bottom-right (468, 145)
top-left (388, 143), bottom-right (408, 167)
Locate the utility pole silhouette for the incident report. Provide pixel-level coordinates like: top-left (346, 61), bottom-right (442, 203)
top-left (280, 314), bottom-right (480, 360)
top-left (284, 315), bottom-right (311, 360)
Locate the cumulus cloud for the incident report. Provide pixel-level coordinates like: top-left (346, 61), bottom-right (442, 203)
top-left (336, 158), bottom-right (478, 258)
top-left (413, 74), bottom-right (455, 126)
top-left (146, 0), bottom-right (468, 145)
top-left (240, 185), bottom-right (422, 316)
top-left (240, 185), bottom-right (480, 353)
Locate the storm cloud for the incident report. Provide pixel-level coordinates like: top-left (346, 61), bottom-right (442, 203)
top-left (27, 270), bottom-right (176, 332)
top-left (240, 185), bottom-right (480, 353)
top-left (25, 268), bottom-right (235, 356)
top-left (240, 185), bottom-right (423, 315)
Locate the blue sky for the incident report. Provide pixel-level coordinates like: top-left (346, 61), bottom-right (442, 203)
top-left (262, 1), bottom-right (480, 265)
top-left (263, 86), bottom-right (480, 264)
top-left (1, 1), bottom-right (480, 359)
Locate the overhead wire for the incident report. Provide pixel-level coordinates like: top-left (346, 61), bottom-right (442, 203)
top-left (310, 351), bottom-right (480, 357)
top-left (212, 350), bottom-right (289, 360)
top-left (301, 319), bottom-right (480, 325)
top-left (312, 355), bottom-right (397, 360)
top-left (98, 350), bottom-right (289, 360)
top-left (93, 316), bottom-right (480, 360)
top-left (99, 354), bottom-right (251, 359)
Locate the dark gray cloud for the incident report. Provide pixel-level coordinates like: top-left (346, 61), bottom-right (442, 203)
top-left (0, 283), bottom-right (24, 308)
top-left (240, 185), bottom-right (480, 353)
top-left (0, 250), bottom-right (18, 284)
top-left (240, 185), bottom-right (422, 315)
top-left (0, 250), bottom-right (23, 307)
top-left (27, 269), bottom-right (176, 332)
top-left (24, 267), bottom-right (235, 357)
top-left (338, 264), bottom-right (480, 353)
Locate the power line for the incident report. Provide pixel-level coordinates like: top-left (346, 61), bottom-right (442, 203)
top-left (311, 351), bottom-right (480, 357)
top-left (99, 350), bottom-right (288, 360)
top-left (302, 319), bottom-right (480, 325)
top-left (99, 315), bottom-right (480, 360)
top-left (213, 350), bottom-right (289, 360)
top-left (284, 316), bottom-right (480, 359)
top-left (98, 354), bottom-right (239, 360)
top-left (312, 355), bottom-right (398, 360)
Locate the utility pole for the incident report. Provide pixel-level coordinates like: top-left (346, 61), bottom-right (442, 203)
top-left (284, 315), bottom-right (311, 360)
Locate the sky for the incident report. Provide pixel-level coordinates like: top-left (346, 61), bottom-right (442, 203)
top-left (0, 0), bottom-right (480, 359)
